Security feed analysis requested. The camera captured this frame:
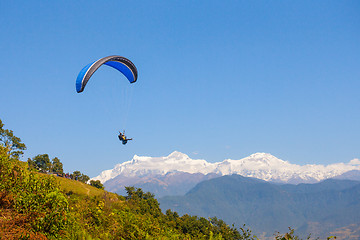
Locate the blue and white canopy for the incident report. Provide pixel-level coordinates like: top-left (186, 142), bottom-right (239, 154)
top-left (76, 55), bottom-right (138, 93)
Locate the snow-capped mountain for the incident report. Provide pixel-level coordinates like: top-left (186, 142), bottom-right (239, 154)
top-left (93, 151), bottom-right (360, 184)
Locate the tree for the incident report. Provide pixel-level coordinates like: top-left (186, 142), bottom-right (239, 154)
top-left (30, 154), bottom-right (51, 173)
top-left (28, 155), bottom-right (64, 174)
top-left (0, 119), bottom-right (26, 159)
top-left (69, 170), bottom-right (90, 183)
top-left (78, 174), bottom-right (90, 183)
top-left (27, 157), bottom-right (37, 170)
top-left (90, 180), bottom-right (104, 189)
top-left (72, 171), bottom-right (81, 180)
top-left (51, 157), bottom-right (63, 174)
top-left (165, 209), bottom-right (179, 222)
top-left (124, 187), bottom-right (162, 217)
top-left (125, 186), bottom-right (155, 201)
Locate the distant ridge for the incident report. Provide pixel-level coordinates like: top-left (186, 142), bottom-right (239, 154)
top-left (158, 175), bottom-right (360, 239)
top-left (333, 169), bottom-right (360, 181)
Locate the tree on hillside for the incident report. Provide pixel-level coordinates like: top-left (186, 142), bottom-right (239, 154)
top-left (0, 119), bottom-right (26, 159)
top-left (51, 157), bottom-right (64, 174)
top-left (28, 155), bottom-right (65, 174)
top-left (71, 170), bottom-right (90, 183)
top-left (125, 187), bottom-right (162, 217)
top-left (28, 154), bottom-right (51, 173)
top-left (78, 173), bottom-right (90, 183)
top-left (90, 180), bottom-right (104, 189)
top-left (125, 186), bottom-right (155, 200)
top-left (72, 170), bottom-right (82, 180)
top-left (27, 157), bottom-right (38, 170)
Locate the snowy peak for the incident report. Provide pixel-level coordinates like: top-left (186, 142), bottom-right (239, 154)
top-left (93, 152), bottom-right (360, 184)
top-left (93, 151), bottom-right (213, 183)
top-left (247, 152), bottom-right (287, 163)
top-left (248, 152), bottom-right (278, 159)
top-left (167, 151), bottom-right (189, 159)
top-left (236, 152), bottom-right (290, 166)
top-left (214, 153), bottom-right (294, 177)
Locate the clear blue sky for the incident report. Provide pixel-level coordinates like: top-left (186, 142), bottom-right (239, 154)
top-left (1, 1), bottom-right (359, 177)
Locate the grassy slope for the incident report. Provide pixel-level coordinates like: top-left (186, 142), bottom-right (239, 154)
top-left (55, 175), bottom-right (104, 197)
top-left (36, 172), bottom-right (119, 198)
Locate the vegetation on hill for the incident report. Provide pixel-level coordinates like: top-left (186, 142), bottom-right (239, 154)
top-left (0, 118), bottom-right (333, 239)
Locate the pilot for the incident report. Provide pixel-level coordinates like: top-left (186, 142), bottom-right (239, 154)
top-left (118, 131), bottom-right (132, 145)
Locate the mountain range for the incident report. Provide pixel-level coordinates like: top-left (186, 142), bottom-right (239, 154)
top-left (93, 151), bottom-right (360, 197)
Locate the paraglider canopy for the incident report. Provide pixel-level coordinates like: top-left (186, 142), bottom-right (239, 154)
top-left (76, 55), bottom-right (138, 93)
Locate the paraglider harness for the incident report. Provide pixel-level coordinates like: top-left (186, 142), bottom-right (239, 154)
top-left (118, 131), bottom-right (132, 145)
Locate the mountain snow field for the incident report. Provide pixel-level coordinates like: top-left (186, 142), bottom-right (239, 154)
top-left (93, 151), bottom-right (360, 184)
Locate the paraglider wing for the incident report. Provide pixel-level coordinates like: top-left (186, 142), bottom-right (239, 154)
top-left (76, 55), bottom-right (138, 93)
